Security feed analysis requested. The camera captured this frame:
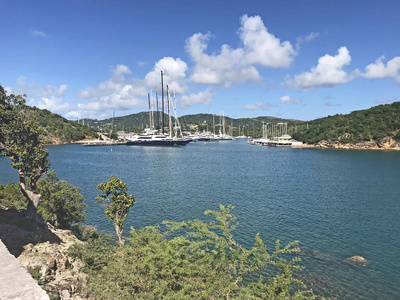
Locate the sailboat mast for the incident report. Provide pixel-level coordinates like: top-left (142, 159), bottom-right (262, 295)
top-left (148, 93), bottom-right (151, 129)
top-left (156, 92), bottom-right (159, 131)
top-left (167, 85), bottom-right (172, 138)
top-left (161, 71), bottom-right (165, 134)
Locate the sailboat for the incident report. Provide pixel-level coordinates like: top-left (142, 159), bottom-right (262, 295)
top-left (126, 71), bottom-right (187, 147)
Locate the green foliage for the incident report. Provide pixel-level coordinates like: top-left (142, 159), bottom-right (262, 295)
top-left (0, 86), bottom-right (51, 187)
top-left (292, 102), bottom-right (400, 145)
top-left (0, 182), bottom-right (28, 210)
top-left (23, 106), bottom-right (98, 143)
top-left (75, 206), bottom-right (321, 299)
top-left (37, 171), bottom-right (87, 229)
top-left (68, 233), bottom-right (116, 272)
top-left (0, 84), bottom-right (50, 215)
top-left (96, 175), bottom-right (135, 246)
top-left (71, 224), bottom-right (99, 241)
top-left (27, 266), bottom-right (43, 284)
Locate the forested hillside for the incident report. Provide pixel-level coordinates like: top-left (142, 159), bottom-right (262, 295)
top-left (292, 102), bottom-right (400, 146)
top-left (25, 106), bottom-right (98, 144)
top-left (83, 112), bottom-right (302, 137)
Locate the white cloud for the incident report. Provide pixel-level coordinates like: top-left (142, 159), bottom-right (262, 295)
top-left (243, 102), bottom-right (271, 110)
top-left (11, 76), bottom-right (70, 113)
top-left (186, 14), bottom-right (295, 87)
top-left (4, 86), bottom-right (13, 95)
top-left (37, 97), bottom-right (71, 112)
top-left (239, 15), bottom-right (296, 68)
top-left (283, 47), bottom-right (353, 90)
top-left (279, 95), bottom-right (302, 105)
top-left (145, 57), bottom-right (188, 94)
top-left (296, 32), bottom-right (319, 49)
top-left (31, 30), bottom-right (47, 37)
top-left (363, 56), bottom-right (400, 82)
top-left (179, 88), bottom-right (214, 109)
top-left (13, 76), bottom-right (67, 98)
top-left (78, 65), bottom-right (147, 112)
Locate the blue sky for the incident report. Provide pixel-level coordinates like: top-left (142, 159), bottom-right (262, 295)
top-left (1, 0), bottom-right (400, 121)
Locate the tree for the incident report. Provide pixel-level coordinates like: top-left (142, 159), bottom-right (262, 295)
top-left (71, 205), bottom-right (319, 299)
top-left (96, 175), bottom-right (135, 246)
top-left (0, 84), bottom-right (50, 218)
top-left (37, 171), bottom-right (87, 229)
top-left (0, 182), bottom-right (27, 210)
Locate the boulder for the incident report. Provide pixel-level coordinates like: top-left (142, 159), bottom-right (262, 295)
top-left (344, 255), bottom-right (369, 266)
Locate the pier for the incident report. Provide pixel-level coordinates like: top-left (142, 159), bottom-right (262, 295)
top-left (82, 141), bottom-right (126, 147)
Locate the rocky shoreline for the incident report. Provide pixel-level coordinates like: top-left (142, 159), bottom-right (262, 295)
top-left (303, 137), bottom-right (400, 151)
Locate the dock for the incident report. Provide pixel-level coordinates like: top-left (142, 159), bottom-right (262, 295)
top-left (82, 141), bottom-right (127, 147)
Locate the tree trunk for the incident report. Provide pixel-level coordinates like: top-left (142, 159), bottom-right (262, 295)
top-left (19, 181), bottom-right (41, 219)
top-left (114, 222), bottom-right (124, 246)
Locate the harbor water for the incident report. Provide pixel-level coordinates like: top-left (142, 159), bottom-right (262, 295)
top-left (1, 140), bottom-right (399, 299)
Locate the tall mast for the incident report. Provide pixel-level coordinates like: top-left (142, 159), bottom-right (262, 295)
top-left (161, 71), bottom-right (164, 134)
top-left (213, 115), bottom-right (215, 135)
top-left (156, 92), bottom-right (159, 131)
top-left (148, 93), bottom-right (151, 129)
top-left (167, 85), bottom-right (172, 138)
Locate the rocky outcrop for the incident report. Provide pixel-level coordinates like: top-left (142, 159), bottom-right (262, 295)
top-left (304, 137), bottom-right (400, 150)
top-left (0, 209), bottom-right (90, 299)
top-left (17, 228), bottom-right (89, 299)
top-left (344, 255), bottom-right (369, 266)
top-left (0, 239), bottom-right (49, 300)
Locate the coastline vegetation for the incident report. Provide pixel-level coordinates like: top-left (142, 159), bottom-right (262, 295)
top-left (0, 85), bottom-right (327, 299)
top-left (292, 102), bottom-right (400, 145)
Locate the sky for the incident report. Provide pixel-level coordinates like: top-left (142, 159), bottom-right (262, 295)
top-left (1, 0), bottom-right (400, 121)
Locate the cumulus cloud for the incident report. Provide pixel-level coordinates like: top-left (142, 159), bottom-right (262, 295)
top-left (77, 65), bottom-right (147, 112)
top-left (363, 56), bottom-right (400, 82)
top-left (11, 76), bottom-right (70, 113)
top-left (14, 76), bottom-right (67, 98)
top-left (243, 102), bottom-right (271, 110)
top-left (31, 30), bottom-right (47, 37)
top-left (37, 97), bottom-right (71, 112)
top-left (179, 88), bottom-right (214, 109)
top-left (145, 57), bottom-right (188, 94)
top-left (279, 95), bottom-right (302, 105)
top-left (283, 47), bottom-right (353, 90)
top-left (186, 14), bottom-right (295, 88)
top-left (239, 15), bottom-right (296, 68)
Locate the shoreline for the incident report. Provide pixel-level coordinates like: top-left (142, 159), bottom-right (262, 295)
top-left (302, 142), bottom-right (400, 151)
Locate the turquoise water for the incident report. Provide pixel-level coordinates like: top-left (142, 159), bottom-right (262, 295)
top-left (1, 141), bottom-right (399, 299)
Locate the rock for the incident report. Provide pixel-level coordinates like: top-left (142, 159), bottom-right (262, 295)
top-left (16, 226), bottom-right (89, 299)
top-left (61, 289), bottom-right (71, 299)
top-left (344, 255), bottom-right (369, 266)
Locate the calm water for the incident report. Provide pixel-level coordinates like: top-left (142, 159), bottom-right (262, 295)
top-left (1, 140), bottom-right (399, 299)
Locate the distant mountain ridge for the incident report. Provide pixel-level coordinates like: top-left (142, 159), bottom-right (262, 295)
top-left (79, 112), bottom-right (303, 137)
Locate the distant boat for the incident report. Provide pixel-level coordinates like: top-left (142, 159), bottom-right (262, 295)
top-left (267, 134), bottom-right (303, 147)
top-left (126, 133), bottom-right (187, 146)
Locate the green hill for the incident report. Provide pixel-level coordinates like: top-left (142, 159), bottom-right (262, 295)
top-left (82, 112), bottom-right (302, 137)
top-left (26, 106), bottom-right (98, 144)
top-left (292, 102), bottom-right (400, 145)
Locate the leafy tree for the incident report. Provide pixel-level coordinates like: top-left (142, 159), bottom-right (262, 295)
top-left (0, 84), bottom-right (50, 217)
top-left (37, 171), bottom-right (87, 229)
top-left (0, 182), bottom-right (27, 210)
top-left (96, 175), bottom-right (135, 246)
top-left (71, 205), bottom-right (320, 299)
